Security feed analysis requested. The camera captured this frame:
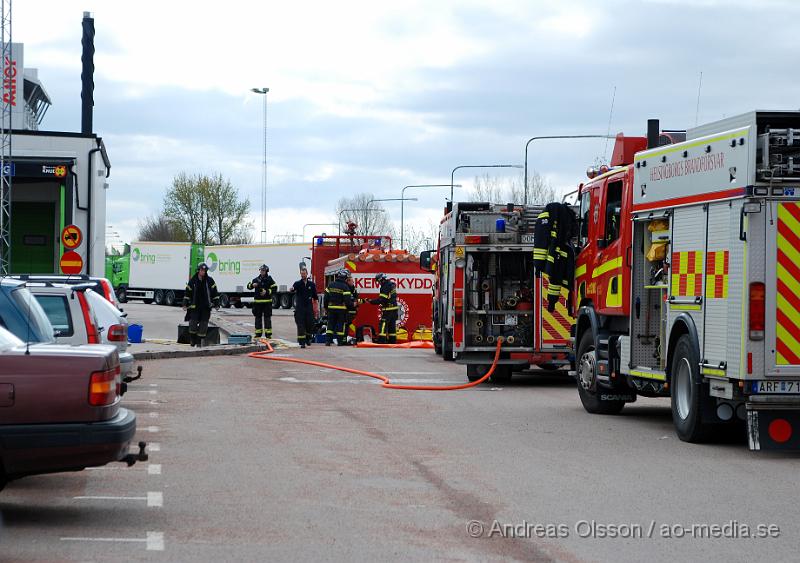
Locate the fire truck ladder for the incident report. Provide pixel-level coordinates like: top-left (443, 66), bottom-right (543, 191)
top-left (0, 0), bottom-right (12, 275)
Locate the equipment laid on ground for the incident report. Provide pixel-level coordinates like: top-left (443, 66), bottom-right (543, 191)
top-left (203, 243), bottom-right (308, 309)
top-left (568, 110), bottom-right (800, 450)
top-left (427, 202), bottom-right (572, 383)
top-left (107, 242), bottom-right (205, 304)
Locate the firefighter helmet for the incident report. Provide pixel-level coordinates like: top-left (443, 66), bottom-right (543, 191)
top-left (336, 269), bottom-right (349, 281)
top-left (375, 272), bottom-right (386, 283)
top-left (197, 262), bottom-right (209, 272)
top-left (259, 264), bottom-right (269, 272)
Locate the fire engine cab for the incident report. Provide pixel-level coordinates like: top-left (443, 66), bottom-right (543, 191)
top-left (572, 110), bottom-right (800, 450)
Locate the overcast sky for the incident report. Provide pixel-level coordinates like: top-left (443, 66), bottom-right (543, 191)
top-left (15, 0), bottom-right (800, 245)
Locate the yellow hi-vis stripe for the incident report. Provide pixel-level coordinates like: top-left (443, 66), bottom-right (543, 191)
top-left (592, 257), bottom-right (622, 278)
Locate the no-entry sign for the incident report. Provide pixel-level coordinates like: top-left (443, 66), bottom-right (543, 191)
top-left (60, 250), bottom-right (83, 275)
top-left (61, 224), bottom-right (83, 249)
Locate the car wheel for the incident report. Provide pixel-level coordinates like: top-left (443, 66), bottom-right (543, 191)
top-left (670, 334), bottom-right (710, 442)
top-left (117, 288), bottom-right (128, 303)
top-left (234, 301), bottom-right (245, 309)
top-left (154, 289), bottom-right (164, 305)
top-left (576, 330), bottom-right (625, 415)
top-left (220, 294), bottom-right (231, 308)
top-left (164, 290), bottom-right (177, 307)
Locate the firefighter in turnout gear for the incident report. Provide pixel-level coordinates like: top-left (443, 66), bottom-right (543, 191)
top-left (346, 271), bottom-right (359, 343)
top-left (533, 202), bottom-right (577, 311)
top-left (325, 269), bottom-right (353, 346)
top-left (182, 262), bottom-right (220, 347)
top-left (290, 267), bottom-right (318, 348)
top-left (369, 272), bottom-right (398, 344)
top-left (247, 264), bottom-right (278, 339)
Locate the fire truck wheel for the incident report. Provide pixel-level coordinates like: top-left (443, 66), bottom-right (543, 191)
top-left (670, 334), bottom-right (710, 442)
top-left (442, 330), bottom-right (455, 361)
top-left (576, 331), bottom-right (625, 415)
top-left (466, 364), bottom-right (488, 382)
top-left (433, 335), bottom-right (442, 355)
top-left (490, 366), bottom-right (513, 384)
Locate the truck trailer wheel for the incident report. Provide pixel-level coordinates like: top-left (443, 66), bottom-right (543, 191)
top-left (576, 331), bottom-right (625, 415)
top-left (153, 289), bottom-right (165, 306)
top-left (234, 301), bottom-right (245, 309)
top-left (670, 334), bottom-right (710, 442)
top-left (220, 294), bottom-right (231, 308)
top-left (164, 290), bottom-right (177, 307)
top-left (280, 293), bottom-right (292, 309)
top-left (117, 288), bottom-right (128, 304)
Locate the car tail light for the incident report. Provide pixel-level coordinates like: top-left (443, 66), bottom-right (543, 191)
top-left (100, 279), bottom-right (116, 305)
top-left (464, 235), bottom-right (488, 244)
top-left (76, 290), bottom-right (100, 344)
top-left (749, 282), bottom-right (765, 340)
top-left (89, 365), bottom-right (121, 406)
top-left (107, 323), bottom-right (127, 342)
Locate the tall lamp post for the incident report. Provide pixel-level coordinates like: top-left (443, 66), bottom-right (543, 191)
top-left (399, 184), bottom-right (460, 248)
top-left (450, 164), bottom-right (524, 203)
top-left (523, 135), bottom-right (615, 203)
top-left (251, 87), bottom-right (269, 243)
top-left (338, 208), bottom-right (385, 235)
top-left (366, 197), bottom-right (418, 248)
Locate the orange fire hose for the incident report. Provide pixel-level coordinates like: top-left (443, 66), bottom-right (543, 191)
top-left (248, 339), bottom-right (504, 391)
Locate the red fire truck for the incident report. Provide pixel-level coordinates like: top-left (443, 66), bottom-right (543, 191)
top-left (309, 229), bottom-right (434, 342)
top-left (569, 111), bottom-right (800, 450)
top-left (424, 202), bottom-right (572, 383)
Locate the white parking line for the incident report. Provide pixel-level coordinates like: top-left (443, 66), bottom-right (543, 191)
top-left (145, 426), bottom-right (160, 433)
top-left (149, 442), bottom-right (161, 452)
top-left (149, 411), bottom-right (159, 418)
top-left (147, 492), bottom-right (163, 507)
top-left (60, 531), bottom-right (165, 552)
top-left (125, 389), bottom-right (159, 395)
top-left (148, 464), bottom-right (162, 475)
top-left (121, 400), bottom-right (160, 405)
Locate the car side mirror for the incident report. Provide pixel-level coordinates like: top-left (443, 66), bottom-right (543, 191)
top-left (419, 250), bottom-right (433, 271)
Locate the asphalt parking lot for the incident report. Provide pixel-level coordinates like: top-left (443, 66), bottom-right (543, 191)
top-left (1, 306), bottom-right (799, 561)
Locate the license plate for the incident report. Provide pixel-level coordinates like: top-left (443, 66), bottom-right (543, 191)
top-left (751, 380), bottom-right (800, 394)
top-left (521, 234), bottom-right (535, 244)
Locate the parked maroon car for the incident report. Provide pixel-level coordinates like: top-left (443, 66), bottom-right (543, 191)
top-left (0, 326), bottom-right (146, 490)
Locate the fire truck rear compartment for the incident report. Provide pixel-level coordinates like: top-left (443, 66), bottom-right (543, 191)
top-left (465, 251), bottom-right (534, 349)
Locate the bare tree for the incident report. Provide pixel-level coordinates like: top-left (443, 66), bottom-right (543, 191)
top-left (137, 214), bottom-right (188, 242)
top-left (468, 171), bottom-right (556, 205)
top-left (336, 193), bottom-right (394, 237)
top-left (403, 220), bottom-right (439, 254)
top-left (162, 172), bottom-right (252, 244)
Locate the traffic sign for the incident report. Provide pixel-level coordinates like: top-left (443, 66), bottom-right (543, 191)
top-left (60, 251), bottom-right (83, 275)
top-left (61, 224), bottom-right (83, 249)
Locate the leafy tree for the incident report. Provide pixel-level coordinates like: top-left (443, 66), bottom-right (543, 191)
top-left (137, 213), bottom-right (188, 242)
top-left (162, 172), bottom-right (252, 244)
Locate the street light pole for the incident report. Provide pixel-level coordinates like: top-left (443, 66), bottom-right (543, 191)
top-left (450, 164), bottom-right (524, 203)
top-left (251, 87), bottom-right (270, 242)
top-left (399, 184), bottom-right (459, 248)
top-left (523, 135), bottom-right (615, 204)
